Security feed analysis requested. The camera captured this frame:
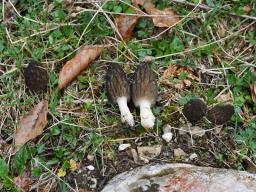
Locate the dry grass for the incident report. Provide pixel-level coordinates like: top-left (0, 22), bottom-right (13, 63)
top-left (0, 0), bottom-right (255, 191)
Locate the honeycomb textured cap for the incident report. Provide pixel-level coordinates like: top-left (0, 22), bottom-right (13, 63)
top-left (207, 104), bottom-right (235, 125)
top-left (132, 63), bottom-right (157, 107)
top-left (183, 99), bottom-right (207, 122)
top-left (24, 60), bottom-right (48, 94)
top-left (106, 63), bottom-right (130, 103)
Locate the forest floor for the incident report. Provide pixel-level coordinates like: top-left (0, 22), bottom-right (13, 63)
top-left (0, 0), bottom-right (255, 191)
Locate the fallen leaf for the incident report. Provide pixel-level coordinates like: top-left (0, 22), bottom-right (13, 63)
top-left (0, 138), bottom-right (12, 158)
top-left (14, 101), bottom-right (48, 146)
top-left (133, 0), bottom-right (179, 27)
top-left (115, 15), bottom-right (140, 42)
top-left (14, 171), bottom-right (34, 192)
top-left (251, 82), bottom-right (256, 103)
top-left (58, 46), bottom-right (103, 89)
top-left (160, 64), bottom-right (199, 90)
top-left (57, 168), bottom-right (66, 177)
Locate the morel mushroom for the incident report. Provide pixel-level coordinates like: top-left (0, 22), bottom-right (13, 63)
top-left (106, 63), bottom-right (134, 126)
top-left (132, 63), bottom-right (157, 129)
top-left (207, 104), bottom-right (234, 125)
top-left (24, 60), bottom-right (48, 93)
top-left (183, 98), bottom-right (207, 122)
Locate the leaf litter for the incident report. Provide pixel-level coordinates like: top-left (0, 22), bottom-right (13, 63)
top-left (133, 0), bottom-right (180, 27)
top-left (58, 46), bottom-right (103, 89)
top-left (14, 101), bottom-right (48, 147)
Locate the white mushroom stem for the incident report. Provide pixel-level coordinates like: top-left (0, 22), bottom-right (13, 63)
top-left (116, 97), bottom-right (134, 126)
top-left (138, 99), bottom-right (155, 129)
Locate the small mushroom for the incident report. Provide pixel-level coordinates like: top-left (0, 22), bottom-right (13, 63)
top-left (207, 104), bottom-right (234, 125)
top-left (24, 60), bottom-right (48, 93)
top-left (132, 63), bottom-right (157, 129)
top-left (106, 63), bottom-right (134, 126)
top-left (183, 98), bottom-right (207, 122)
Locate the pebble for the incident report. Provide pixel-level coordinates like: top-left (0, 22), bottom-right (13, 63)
top-left (174, 148), bottom-right (187, 158)
top-left (87, 165), bottom-right (95, 171)
top-left (118, 143), bottom-right (131, 151)
top-left (189, 153), bottom-right (198, 160)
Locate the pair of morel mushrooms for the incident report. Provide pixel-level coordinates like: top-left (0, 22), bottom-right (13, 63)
top-left (106, 63), bottom-right (235, 128)
top-left (106, 63), bottom-right (157, 129)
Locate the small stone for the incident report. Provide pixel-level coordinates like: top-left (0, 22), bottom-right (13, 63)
top-left (179, 123), bottom-right (191, 135)
top-left (137, 145), bottom-right (162, 162)
top-left (118, 143), bottom-right (131, 151)
top-left (163, 124), bottom-right (172, 133)
top-left (87, 165), bottom-right (95, 171)
top-left (189, 153), bottom-right (198, 160)
top-left (70, 12), bottom-right (77, 18)
top-left (87, 154), bottom-right (94, 161)
top-left (162, 124), bottom-right (173, 142)
top-left (162, 132), bottom-right (173, 143)
top-left (174, 148), bottom-right (186, 158)
top-left (131, 148), bottom-right (139, 163)
top-left (88, 178), bottom-right (97, 189)
top-left (191, 126), bottom-right (205, 137)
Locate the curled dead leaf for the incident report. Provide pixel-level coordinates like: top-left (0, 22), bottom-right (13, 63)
top-left (133, 0), bottom-right (179, 27)
top-left (14, 101), bottom-right (48, 146)
top-left (58, 46), bottom-right (103, 89)
top-left (160, 64), bottom-right (199, 90)
top-left (115, 15), bottom-right (140, 42)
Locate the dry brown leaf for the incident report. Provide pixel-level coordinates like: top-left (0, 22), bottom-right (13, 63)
top-left (0, 137), bottom-right (12, 158)
top-left (14, 101), bottom-right (48, 146)
top-left (14, 171), bottom-right (34, 192)
top-left (133, 0), bottom-right (179, 27)
top-left (58, 46), bottom-right (103, 89)
top-left (115, 15), bottom-right (140, 43)
top-left (160, 64), bottom-right (199, 90)
top-left (251, 82), bottom-right (256, 103)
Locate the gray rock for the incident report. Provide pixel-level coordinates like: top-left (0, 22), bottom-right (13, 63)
top-left (101, 163), bottom-right (256, 192)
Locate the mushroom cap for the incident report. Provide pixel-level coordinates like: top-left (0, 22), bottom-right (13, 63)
top-left (183, 99), bottom-right (207, 122)
top-left (24, 60), bottom-right (48, 93)
top-left (106, 63), bottom-right (130, 103)
top-left (207, 104), bottom-right (234, 125)
top-left (132, 63), bottom-right (157, 107)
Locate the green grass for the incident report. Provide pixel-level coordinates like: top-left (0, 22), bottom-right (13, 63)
top-left (0, 0), bottom-right (255, 191)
